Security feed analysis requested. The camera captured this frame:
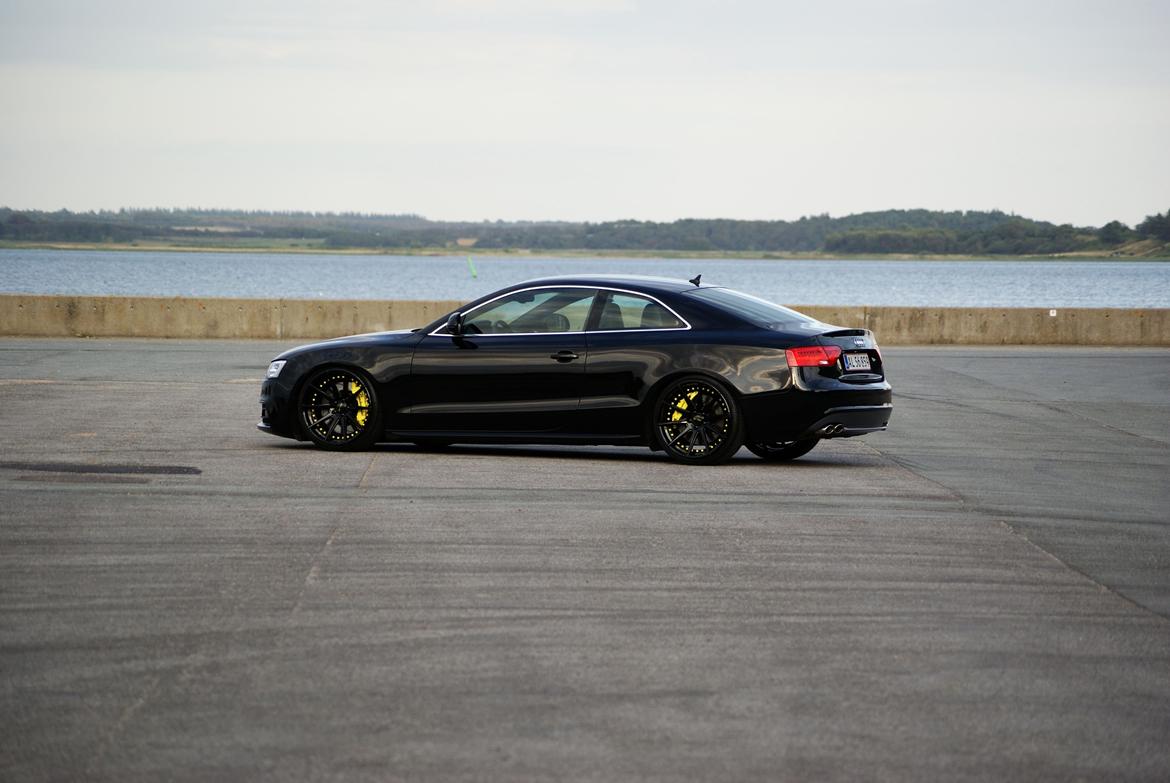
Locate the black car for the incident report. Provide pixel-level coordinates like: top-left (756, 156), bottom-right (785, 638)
top-left (258, 275), bottom-right (892, 464)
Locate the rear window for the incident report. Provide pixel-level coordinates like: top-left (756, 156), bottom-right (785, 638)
top-left (686, 287), bottom-right (819, 328)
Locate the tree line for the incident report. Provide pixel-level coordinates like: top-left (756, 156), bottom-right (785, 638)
top-left (2, 206), bottom-right (1168, 255)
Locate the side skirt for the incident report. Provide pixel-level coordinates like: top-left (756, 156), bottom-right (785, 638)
top-left (385, 430), bottom-right (647, 446)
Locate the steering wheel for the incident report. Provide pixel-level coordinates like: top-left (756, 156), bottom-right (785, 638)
top-left (492, 320), bottom-right (511, 333)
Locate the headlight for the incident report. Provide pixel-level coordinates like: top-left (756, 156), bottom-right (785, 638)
top-left (266, 360), bottom-right (287, 379)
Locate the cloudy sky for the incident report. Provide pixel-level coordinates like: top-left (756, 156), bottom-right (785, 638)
top-left (1, 0), bottom-right (1167, 226)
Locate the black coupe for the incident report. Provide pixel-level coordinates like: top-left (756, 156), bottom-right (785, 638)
top-left (258, 275), bottom-right (892, 464)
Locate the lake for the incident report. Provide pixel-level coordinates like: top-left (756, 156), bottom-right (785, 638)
top-left (1, 248), bottom-right (1168, 308)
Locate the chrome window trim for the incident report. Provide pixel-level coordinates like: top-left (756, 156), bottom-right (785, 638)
top-left (426, 285), bottom-right (692, 337)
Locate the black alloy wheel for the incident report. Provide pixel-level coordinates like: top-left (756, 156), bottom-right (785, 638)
top-left (745, 438), bottom-right (819, 462)
top-left (298, 367), bottom-right (381, 450)
top-left (653, 376), bottom-right (744, 465)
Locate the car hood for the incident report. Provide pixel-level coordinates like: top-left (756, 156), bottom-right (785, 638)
top-left (274, 329), bottom-right (418, 361)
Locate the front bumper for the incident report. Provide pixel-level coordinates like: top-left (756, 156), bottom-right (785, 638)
top-left (258, 378), bottom-right (298, 439)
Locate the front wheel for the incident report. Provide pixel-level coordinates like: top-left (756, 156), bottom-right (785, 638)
top-left (652, 376), bottom-right (744, 465)
top-left (746, 438), bottom-right (819, 462)
top-left (298, 367), bottom-right (382, 450)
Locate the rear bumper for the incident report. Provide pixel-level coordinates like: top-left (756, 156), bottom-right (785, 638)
top-left (798, 403), bottom-right (892, 439)
top-left (740, 385), bottom-right (892, 443)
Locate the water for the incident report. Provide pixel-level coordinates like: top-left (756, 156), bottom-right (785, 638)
top-left (1, 248), bottom-right (1168, 308)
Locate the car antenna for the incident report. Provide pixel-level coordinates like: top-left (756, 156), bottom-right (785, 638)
top-left (689, 274), bottom-right (702, 287)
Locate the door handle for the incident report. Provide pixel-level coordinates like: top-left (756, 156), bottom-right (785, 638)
top-left (550, 350), bottom-right (579, 362)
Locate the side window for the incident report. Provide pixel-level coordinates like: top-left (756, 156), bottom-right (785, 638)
top-left (459, 288), bottom-right (596, 334)
top-left (594, 292), bottom-right (686, 331)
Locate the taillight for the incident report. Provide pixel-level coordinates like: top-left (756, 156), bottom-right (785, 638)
top-left (785, 345), bottom-right (842, 367)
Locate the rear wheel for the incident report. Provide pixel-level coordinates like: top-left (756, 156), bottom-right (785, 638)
top-left (652, 376), bottom-right (744, 465)
top-left (298, 367), bottom-right (381, 450)
top-left (746, 438), bottom-right (819, 462)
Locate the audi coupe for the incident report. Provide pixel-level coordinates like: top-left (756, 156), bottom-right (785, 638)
top-left (258, 275), bottom-right (892, 464)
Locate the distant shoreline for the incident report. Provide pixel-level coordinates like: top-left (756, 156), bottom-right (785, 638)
top-left (1, 240), bottom-right (1167, 262)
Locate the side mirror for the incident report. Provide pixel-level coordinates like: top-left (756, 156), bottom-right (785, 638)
top-left (445, 312), bottom-right (463, 336)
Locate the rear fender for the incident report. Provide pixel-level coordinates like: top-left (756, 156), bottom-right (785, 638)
top-left (681, 344), bottom-right (793, 396)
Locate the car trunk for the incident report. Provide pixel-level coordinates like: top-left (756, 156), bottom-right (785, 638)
top-left (816, 329), bottom-right (885, 383)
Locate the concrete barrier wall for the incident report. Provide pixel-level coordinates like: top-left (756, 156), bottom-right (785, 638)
top-left (1, 295), bottom-right (1167, 345)
top-left (796, 305), bottom-right (1170, 346)
top-left (0, 295), bottom-right (462, 340)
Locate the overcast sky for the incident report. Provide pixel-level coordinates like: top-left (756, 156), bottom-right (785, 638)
top-left (1, 0), bottom-right (1167, 226)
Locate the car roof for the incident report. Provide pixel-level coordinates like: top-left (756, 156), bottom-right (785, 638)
top-left (503, 274), bottom-right (706, 296)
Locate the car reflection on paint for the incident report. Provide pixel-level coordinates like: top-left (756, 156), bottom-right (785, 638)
top-left (258, 275), bottom-right (892, 464)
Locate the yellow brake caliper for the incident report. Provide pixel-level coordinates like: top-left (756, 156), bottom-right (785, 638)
top-left (350, 381), bottom-right (370, 427)
top-left (670, 390), bottom-right (698, 422)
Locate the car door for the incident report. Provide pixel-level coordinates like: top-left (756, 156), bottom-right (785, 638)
top-left (578, 289), bottom-right (691, 436)
top-left (402, 287), bottom-right (598, 434)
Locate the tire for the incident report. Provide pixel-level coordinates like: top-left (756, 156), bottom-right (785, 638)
top-left (652, 376), bottom-right (744, 465)
top-left (745, 438), bottom-right (819, 462)
top-left (298, 367), bottom-right (382, 450)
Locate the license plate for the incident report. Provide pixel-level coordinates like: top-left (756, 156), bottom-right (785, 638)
top-left (843, 352), bottom-right (871, 371)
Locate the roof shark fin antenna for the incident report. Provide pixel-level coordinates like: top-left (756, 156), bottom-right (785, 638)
top-left (689, 274), bottom-right (702, 287)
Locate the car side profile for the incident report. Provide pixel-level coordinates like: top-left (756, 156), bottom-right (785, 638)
top-left (258, 275), bottom-right (892, 464)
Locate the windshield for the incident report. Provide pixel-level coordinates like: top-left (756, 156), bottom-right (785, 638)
top-left (686, 287), bottom-right (824, 329)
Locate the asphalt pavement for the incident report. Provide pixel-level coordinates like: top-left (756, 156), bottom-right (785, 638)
top-left (1, 338), bottom-right (1168, 782)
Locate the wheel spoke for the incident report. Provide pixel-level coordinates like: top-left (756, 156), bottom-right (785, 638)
top-left (312, 383), bottom-right (338, 402)
top-left (665, 423), bottom-right (693, 448)
top-left (687, 429), bottom-right (702, 451)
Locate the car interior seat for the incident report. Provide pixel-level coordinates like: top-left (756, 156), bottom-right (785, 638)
top-left (544, 312), bottom-right (571, 332)
top-left (639, 302), bottom-right (677, 328)
top-left (599, 301), bottom-right (625, 330)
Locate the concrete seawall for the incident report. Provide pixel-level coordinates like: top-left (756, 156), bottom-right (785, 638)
top-left (1, 294), bottom-right (1167, 345)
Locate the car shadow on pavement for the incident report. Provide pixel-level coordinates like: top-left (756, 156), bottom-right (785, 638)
top-left (394, 442), bottom-right (855, 467)
top-left (259, 439), bottom-right (858, 467)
